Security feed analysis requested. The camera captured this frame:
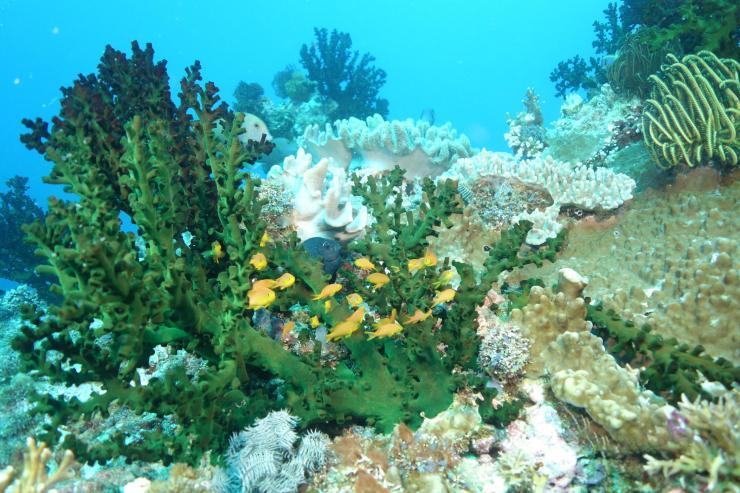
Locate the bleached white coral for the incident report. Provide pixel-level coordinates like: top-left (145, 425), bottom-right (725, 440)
top-left (218, 410), bottom-right (330, 493)
top-left (300, 113), bottom-right (474, 178)
top-left (266, 148), bottom-right (368, 241)
top-left (442, 150), bottom-right (635, 245)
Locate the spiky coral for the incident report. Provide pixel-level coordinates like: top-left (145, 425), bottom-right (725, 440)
top-left (643, 51), bottom-right (739, 169)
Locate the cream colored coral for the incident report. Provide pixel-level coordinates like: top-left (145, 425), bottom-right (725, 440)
top-left (509, 280), bottom-right (591, 377)
top-left (266, 148), bottom-right (369, 241)
top-left (544, 331), bottom-right (677, 452)
top-left (301, 114), bottom-right (474, 178)
top-left (0, 437), bottom-right (76, 493)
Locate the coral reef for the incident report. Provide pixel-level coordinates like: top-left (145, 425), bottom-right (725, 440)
top-left (0, 177), bottom-right (51, 298)
top-left (215, 410), bottom-right (329, 493)
top-left (300, 28), bottom-right (388, 120)
top-left (266, 148), bottom-right (369, 241)
top-left (643, 50), bottom-right (739, 169)
top-left (12, 42), bottom-right (563, 466)
top-left (301, 114), bottom-right (474, 178)
top-left (442, 149), bottom-right (635, 244)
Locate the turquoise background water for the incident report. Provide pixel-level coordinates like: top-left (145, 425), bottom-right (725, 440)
top-left (1, 0), bottom-right (609, 205)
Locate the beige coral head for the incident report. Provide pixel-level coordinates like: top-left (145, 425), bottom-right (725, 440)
top-left (557, 268), bottom-right (588, 298)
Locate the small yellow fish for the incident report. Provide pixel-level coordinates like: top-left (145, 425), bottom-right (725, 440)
top-left (247, 287), bottom-right (276, 309)
top-left (354, 257), bottom-right (376, 271)
top-left (407, 257), bottom-right (425, 273)
top-left (433, 269), bottom-right (455, 288)
top-left (326, 307), bottom-right (366, 342)
top-left (375, 309), bottom-right (397, 327)
top-left (403, 309), bottom-right (433, 325)
top-left (250, 252), bottom-right (268, 270)
top-left (212, 241), bottom-right (225, 263)
top-left (423, 251), bottom-right (438, 267)
top-left (274, 272), bottom-right (295, 290)
top-left (324, 300), bottom-right (332, 313)
top-left (259, 231), bottom-right (271, 247)
top-left (313, 283), bottom-right (343, 300)
top-left (432, 288), bottom-right (456, 307)
top-left (367, 321), bottom-right (404, 340)
top-left (281, 320), bottom-right (296, 340)
top-left (310, 315), bottom-right (320, 328)
top-left (252, 278), bottom-right (277, 291)
top-left (346, 293), bottom-right (364, 307)
top-left (366, 272), bottom-right (390, 290)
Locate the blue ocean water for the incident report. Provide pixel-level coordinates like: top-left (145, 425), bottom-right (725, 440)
top-left (0, 0), bottom-right (608, 206)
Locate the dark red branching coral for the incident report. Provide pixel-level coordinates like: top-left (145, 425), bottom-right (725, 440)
top-left (300, 27), bottom-right (388, 120)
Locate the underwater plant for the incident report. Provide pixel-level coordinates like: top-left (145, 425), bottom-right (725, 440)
top-left (300, 27), bottom-right (389, 120)
top-left (642, 50), bottom-right (739, 169)
top-left (0, 176), bottom-right (52, 298)
top-left (14, 41), bottom-right (561, 466)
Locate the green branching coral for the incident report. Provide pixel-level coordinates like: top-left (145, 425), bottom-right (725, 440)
top-left (643, 51), bottom-right (739, 168)
top-left (13, 42), bottom-right (561, 467)
top-left (587, 303), bottom-right (740, 404)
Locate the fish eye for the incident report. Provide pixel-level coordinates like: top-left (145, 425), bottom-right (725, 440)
top-left (483, 245), bottom-right (491, 252)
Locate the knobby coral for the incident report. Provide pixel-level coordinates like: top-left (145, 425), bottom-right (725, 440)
top-left (643, 50), bottom-right (739, 168)
top-left (0, 437), bottom-right (76, 493)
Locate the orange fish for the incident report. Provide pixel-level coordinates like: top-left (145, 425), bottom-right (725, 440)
top-left (367, 321), bottom-right (404, 340)
top-left (366, 272), bottom-right (390, 290)
top-left (281, 320), bottom-right (296, 340)
top-left (247, 287), bottom-right (276, 309)
top-left (423, 250), bottom-right (438, 267)
top-left (252, 279), bottom-right (277, 291)
top-left (326, 307), bottom-right (366, 342)
top-left (250, 252), bottom-right (268, 270)
top-left (432, 288), bottom-right (456, 307)
top-left (403, 309), bottom-right (433, 325)
top-left (354, 257), bottom-right (376, 271)
top-left (274, 272), bottom-right (295, 290)
top-left (313, 283), bottom-right (343, 300)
